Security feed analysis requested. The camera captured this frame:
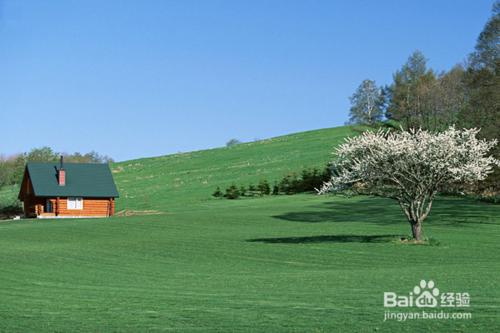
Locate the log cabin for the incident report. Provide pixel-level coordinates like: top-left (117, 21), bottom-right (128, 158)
top-left (18, 158), bottom-right (119, 218)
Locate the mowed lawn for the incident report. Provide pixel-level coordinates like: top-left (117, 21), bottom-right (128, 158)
top-left (1, 126), bottom-right (499, 331)
top-left (1, 194), bottom-right (499, 332)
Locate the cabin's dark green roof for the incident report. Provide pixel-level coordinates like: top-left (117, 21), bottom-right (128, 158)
top-left (23, 162), bottom-right (119, 198)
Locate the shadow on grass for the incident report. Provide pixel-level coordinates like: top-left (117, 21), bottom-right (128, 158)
top-left (272, 197), bottom-right (402, 225)
top-left (248, 234), bottom-right (402, 244)
top-left (272, 196), bottom-right (500, 226)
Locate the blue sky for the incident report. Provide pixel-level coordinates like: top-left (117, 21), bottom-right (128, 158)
top-left (0, 0), bottom-right (493, 161)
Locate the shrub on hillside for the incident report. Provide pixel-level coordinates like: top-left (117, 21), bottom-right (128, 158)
top-left (212, 186), bottom-right (223, 198)
top-left (213, 166), bottom-right (333, 199)
top-left (277, 167), bottom-right (331, 194)
top-left (226, 139), bottom-right (242, 147)
top-left (257, 180), bottom-right (271, 195)
top-left (239, 186), bottom-right (247, 197)
top-left (224, 184), bottom-right (241, 199)
top-left (272, 182), bottom-right (279, 195)
top-left (247, 184), bottom-right (257, 196)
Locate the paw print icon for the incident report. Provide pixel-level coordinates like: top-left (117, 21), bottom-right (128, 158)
top-left (414, 280), bottom-right (440, 308)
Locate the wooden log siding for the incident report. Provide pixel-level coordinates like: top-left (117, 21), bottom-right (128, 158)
top-left (49, 198), bottom-right (113, 217)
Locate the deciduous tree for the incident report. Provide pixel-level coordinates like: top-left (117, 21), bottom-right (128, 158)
top-left (347, 79), bottom-right (383, 125)
top-left (460, 1), bottom-right (500, 191)
top-left (319, 127), bottom-right (499, 241)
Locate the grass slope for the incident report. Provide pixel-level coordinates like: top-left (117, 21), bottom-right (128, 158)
top-left (112, 126), bottom-right (358, 211)
top-left (0, 126), bottom-right (358, 211)
top-left (1, 125), bottom-right (499, 332)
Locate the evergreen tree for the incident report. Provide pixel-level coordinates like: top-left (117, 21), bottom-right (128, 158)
top-left (224, 184), bottom-right (240, 199)
top-left (272, 182), bottom-right (280, 195)
top-left (239, 186), bottom-right (247, 197)
top-left (248, 184), bottom-right (257, 196)
top-left (386, 50), bottom-right (437, 129)
top-left (469, 1), bottom-right (499, 72)
top-left (212, 186), bottom-right (223, 198)
top-left (257, 180), bottom-right (271, 195)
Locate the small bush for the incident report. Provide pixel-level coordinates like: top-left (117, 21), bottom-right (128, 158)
top-left (212, 166), bottom-right (332, 199)
top-left (276, 167), bottom-right (331, 195)
top-left (272, 182), bottom-right (279, 195)
top-left (246, 184), bottom-right (259, 197)
top-left (224, 184), bottom-right (240, 199)
top-left (278, 174), bottom-right (295, 194)
top-left (212, 186), bottom-right (223, 198)
top-left (257, 180), bottom-right (271, 196)
top-left (226, 139), bottom-right (241, 147)
top-left (239, 186), bottom-right (247, 197)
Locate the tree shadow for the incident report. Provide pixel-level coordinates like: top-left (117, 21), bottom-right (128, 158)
top-left (272, 197), bottom-right (402, 225)
top-left (272, 196), bottom-right (500, 227)
top-left (247, 234), bottom-right (402, 244)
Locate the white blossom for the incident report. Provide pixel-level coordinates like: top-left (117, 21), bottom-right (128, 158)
top-left (319, 126), bottom-right (499, 240)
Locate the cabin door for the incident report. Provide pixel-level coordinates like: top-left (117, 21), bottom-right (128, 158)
top-left (45, 199), bottom-right (53, 213)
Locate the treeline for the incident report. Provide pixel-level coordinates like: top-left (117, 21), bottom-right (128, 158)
top-left (348, 2), bottom-right (499, 191)
top-left (0, 147), bottom-right (113, 188)
top-left (213, 167), bottom-right (331, 199)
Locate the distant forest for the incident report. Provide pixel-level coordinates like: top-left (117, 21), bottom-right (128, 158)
top-left (346, 2), bottom-right (499, 191)
top-left (0, 147), bottom-right (113, 188)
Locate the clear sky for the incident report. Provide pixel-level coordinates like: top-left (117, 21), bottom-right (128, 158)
top-left (0, 0), bottom-right (494, 161)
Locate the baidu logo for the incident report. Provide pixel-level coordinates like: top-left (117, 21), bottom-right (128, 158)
top-left (383, 280), bottom-right (472, 321)
top-left (384, 280), bottom-right (469, 308)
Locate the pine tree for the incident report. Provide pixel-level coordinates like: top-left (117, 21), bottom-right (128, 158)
top-left (224, 185), bottom-right (240, 199)
top-left (272, 182), bottom-right (280, 195)
top-left (386, 50), bottom-right (436, 129)
top-left (239, 186), bottom-right (247, 197)
top-left (212, 186), bottom-right (223, 198)
top-left (257, 180), bottom-right (271, 195)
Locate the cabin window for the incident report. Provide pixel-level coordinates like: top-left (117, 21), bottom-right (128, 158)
top-left (67, 197), bottom-right (83, 210)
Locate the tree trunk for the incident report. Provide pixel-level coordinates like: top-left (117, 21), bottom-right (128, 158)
top-left (399, 195), bottom-right (435, 242)
top-left (411, 222), bottom-right (422, 241)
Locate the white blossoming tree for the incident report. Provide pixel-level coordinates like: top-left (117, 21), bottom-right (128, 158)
top-left (319, 127), bottom-right (499, 241)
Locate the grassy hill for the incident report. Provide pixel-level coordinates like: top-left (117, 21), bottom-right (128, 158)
top-left (0, 126), bottom-right (357, 212)
top-left (0, 125), bottom-right (499, 332)
top-left (111, 126), bottom-right (358, 211)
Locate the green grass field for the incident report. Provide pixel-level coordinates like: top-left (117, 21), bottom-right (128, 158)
top-left (1, 126), bottom-right (499, 332)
